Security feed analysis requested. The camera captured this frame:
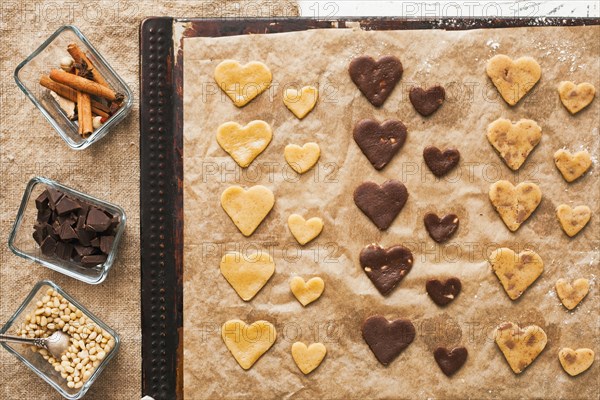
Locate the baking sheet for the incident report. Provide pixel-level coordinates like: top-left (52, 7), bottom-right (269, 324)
top-left (182, 25), bottom-right (599, 399)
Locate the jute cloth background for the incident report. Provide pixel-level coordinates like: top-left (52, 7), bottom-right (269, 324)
top-left (0, 1), bottom-right (298, 399)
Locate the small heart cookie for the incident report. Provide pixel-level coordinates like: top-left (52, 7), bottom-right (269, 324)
top-left (284, 143), bottom-right (320, 174)
top-left (424, 213), bottom-right (459, 243)
top-left (559, 348), bottom-right (595, 376)
top-left (222, 320), bottom-right (276, 370)
top-left (409, 85), bottom-right (446, 116)
top-left (220, 252), bottom-right (275, 301)
top-left (290, 276), bottom-right (325, 306)
top-left (487, 118), bottom-right (542, 170)
top-left (288, 214), bottom-right (323, 245)
top-left (495, 322), bottom-right (547, 374)
top-left (556, 204), bottom-right (591, 237)
top-left (426, 278), bottom-right (462, 306)
top-left (489, 180), bottom-right (542, 231)
top-left (554, 149), bottom-right (592, 182)
top-left (221, 185), bottom-right (275, 236)
top-left (291, 342), bottom-right (327, 374)
top-left (423, 146), bottom-right (460, 177)
top-left (434, 347), bottom-right (468, 377)
top-left (214, 60), bottom-right (272, 107)
top-left (558, 81), bottom-right (596, 114)
top-left (489, 248), bottom-right (544, 300)
top-left (283, 86), bottom-right (319, 119)
top-left (556, 278), bottom-right (590, 310)
top-left (217, 121), bottom-right (273, 168)
top-left (486, 55), bottom-right (541, 106)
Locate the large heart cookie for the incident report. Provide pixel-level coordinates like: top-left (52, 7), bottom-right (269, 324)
top-left (495, 322), bottom-right (547, 374)
top-left (489, 180), bottom-right (542, 231)
top-left (487, 118), bottom-right (542, 170)
top-left (556, 204), bottom-right (591, 237)
top-left (290, 276), bottom-right (325, 306)
top-left (291, 342), bottom-right (327, 375)
top-left (349, 56), bottom-right (403, 107)
top-left (287, 214), bottom-right (323, 245)
top-left (554, 149), bottom-right (592, 182)
top-left (558, 81), bottom-right (596, 114)
top-left (221, 185), bottom-right (275, 236)
top-left (426, 277), bottom-right (461, 306)
top-left (354, 180), bottom-right (408, 230)
top-left (486, 55), bottom-right (541, 106)
top-left (360, 244), bottom-right (413, 296)
top-left (423, 146), bottom-right (460, 177)
top-left (434, 347), bottom-right (468, 377)
top-left (424, 213), bottom-right (459, 243)
top-left (353, 119), bottom-right (407, 170)
top-left (559, 348), bottom-right (595, 376)
top-left (214, 60), bottom-right (272, 107)
top-left (556, 278), bottom-right (590, 310)
top-left (489, 248), bottom-right (544, 300)
top-left (220, 252), bottom-right (275, 301)
top-left (222, 320), bottom-right (277, 370)
top-left (284, 143), bottom-right (320, 174)
top-left (362, 315), bottom-right (415, 366)
top-left (409, 85), bottom-right (446, 116)
top-left (283, 86), bottom-right (319, 119)
top-left (217, 121), bottom-right (272, 168)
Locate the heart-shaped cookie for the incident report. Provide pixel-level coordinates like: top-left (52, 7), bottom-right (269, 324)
top-left (222, 320), bottom-right (277, 370)
top-left (559, 348), bottom-right (595, 376)
top-left (362, 315), bottom-right (415, 366)
top-left (287, 214), bottom-right (323, 245)
top-left (409, 85), bottom-right (446, 116)
top-left (426, 278), bottom-right (461, 306)
top-left (423, 146), bottom-right (460, 177)
top-left (558, 81), bottom-right (596, 114)
top-left (495, 322), bottom-right (547, 374)
top-left (489, 180), bottom-right (542, 232)
top-left (556, 204), bottom-right (591, 237)
top-left (217, 121), bottom-right (273, 168)
top-left (221, 185), bottom-right (275, 236)
top-left (354, 180), bottom-right (408, 230)
top-left (291, 342), bottom-right (327, 374)
top-left (556, 278), bottom-right (590, 310)
top-left (349, 56), bottom-right (403, 107)
top-left (487, 118), bottom-right (542, 170)
top-left (360, 244), bottom-right (413, 296)
top-left (214, 60), bottom-right (272, 107)
top-left (290, 276), bottom-right (325, 306)
top-left (554, 149), bottom-right (592, 182)
top-left (486, 55), bottom-right (541, 106)
top-left (434, 346), bottom-right (468, 376)
top-left (283, 86), bottom-right (319, 119)
top-left (220, 252), bottom-right (275, 301)
top-left (353, 119), bottom-right (407, 170)
top-left (424, 213), bottom-right (459, 243)
top-left (284, 143), bottom-right (320, 174)
top-left (489, 248), bottom-right (544, 300)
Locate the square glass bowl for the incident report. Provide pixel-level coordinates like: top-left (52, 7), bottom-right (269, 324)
top-left (14, 25), bottom-right (133, 150)
top-left (8, 177), bottom-right (126, 284)
top-left (0, 280), bottom-right (120, 399)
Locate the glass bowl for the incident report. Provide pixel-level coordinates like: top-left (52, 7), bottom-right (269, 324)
top-left (14, 25), bottom-right (133, 150)
top-left (8, 177), bottom-right (127, 285)
top-left (0, 280), bottom-right (120, 399)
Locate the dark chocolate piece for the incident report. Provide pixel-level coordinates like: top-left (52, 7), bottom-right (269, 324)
top-left (349, 56), bottom-right (403, 107)
top-left (353, 180), bottom-right (408, 230)
top-left (424, 213), bottom-right (459, 243)
top-left (35, 191), bottom-right (49, 210)
top-left (362, 316), bottom-right (415, 366)
top-left (37, 208), bottom-right (52, 224)
top-left (353, 119), bottom-right (407, 170)
top-left (90, 237), bottom-right (101, 248)
top-left (409, 85), bottom-right (446, 116)
top-left (360, 244), bottom-right (413, 295)
top-left (86, 208), bottom-right (112, 232)
top-left (100, 236), bottom-right (114, 254)
top-left (56, 196), bottom-right (81, 215)
top-left (75, 228), bottom-right (94, 246)
top-left (423, 146), bottom-right (460, 177)
top-left (59, 222), bottom-right (78, 241)
top-left (426, 278), bottom-right (462, 306)
top-left (40, 236), bottom-right (57, 257)
top-left (81, 254), bottom-right (107, 268)
top-left (33, 229), bottom-right (45, 246)
top-left (433, 347), bottom-right (468, 376)
top-left (46, 188), bottom-right (64, 209)
top-left (54, 242), bottom-right (73, 260)
top-left (74, 245), bottom-right (96, 257)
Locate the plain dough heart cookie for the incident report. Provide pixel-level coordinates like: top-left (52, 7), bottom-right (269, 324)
top-left (489, 248), bottom-right (544, 300)
top-left (220, 252), bottom-right (275, 301)
top-left (554, 149), bottom-right (592, 182)
top-left (486, 55), bottom-right (541, 106)
top-left (556, 204), bottom-right (591, 237)
top-left (290, 276), bottom-right (325, 306)
top-left (214, 60), bottom-right (272, 107)
top-left (222, 320), bottom-right (276, 370)
top-left (487, 118), bottom-right (542, 170)
top-left (221, 185), bottom-right (275, 236)
top-left (556, 278), bottom-right (590, 310)
top-left (495, 322), bottom-right (547, 374)
top-left (217, 121), bottom-right (272, 168)
top-left (558, 81), bottom-right (596, 114)
top-left (284, 143), bottom-right (320, 174)
top-left (292, 342), bottom-right (327, 374)
top-left (288, 214), bottom-right (323, 245)
top-left (489, 180), bottom-right (542, 231)
top-left (559, 348), bottom-right (595, 376)
top-left (283, 86), bottom-right (319, 119)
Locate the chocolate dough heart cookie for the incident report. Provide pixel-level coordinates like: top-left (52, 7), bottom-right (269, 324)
top-left (409, 85), bottom-right (445, 116)
top-left (554, 149), bottom-right (592, 182)
top-left (426, 278), bottom-right (461, 306)
top-left (354, 180), bottom-right (408, 230)
top-left (434, 347), bottom-right (468, 376)
top-left (558, 81), bottom-right (596, 114)
top-left (360, 244), bottom-right (413, 296)
top-left (349, 56), bottom-right (403, 107)
top-left (487, 118), bottom-right (542, 171)
top-left (424, 213), bottom-right (459, 243)
top-left (423, 146), bottom-right (460, 177)
top-left (486, 55), bottom-right (541, 106)
top-left (353, 119), bottom-right (407, 170)
top-left (489, 248), bottom-right (544, 300)
top-left (495, 322), bottom-right (547, 374)
top-left (489, 180), bottom-right (542, 232)
top-left (362, 315), bottom-right (415, 366)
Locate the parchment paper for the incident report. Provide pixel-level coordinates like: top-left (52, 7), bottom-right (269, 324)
top-left (183, 25), bottom-right (599, 399)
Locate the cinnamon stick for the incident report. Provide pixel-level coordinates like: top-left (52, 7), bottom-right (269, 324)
top-left (49, 69), bottom-right (123, 102)
top-left (39, 75), bottom-right (110, 117)
top-left (67, 43), bottom-right (109, 88)
top-left (77, 91), bottom-right (93, 138)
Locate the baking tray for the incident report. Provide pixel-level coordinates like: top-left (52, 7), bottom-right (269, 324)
top-left (139, 16), bottom-right (600, 399)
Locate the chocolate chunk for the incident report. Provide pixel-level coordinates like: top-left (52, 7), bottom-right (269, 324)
top-left (90, 237), bottom-right (101, 248)
top-left (433, 347), bottom-right (468, 376)
top-left (100, 236), bottom-right (114, 254)
top-left (409, 85), bottom-right (446, 116)
top-left (56, 196), bottom-right (81, 215)
top-left (426, 278), bottom-right (462, 306)
top-left (86, 208), bottom-right (112, 232)
top-left (354, 180), bottom-right (408, 230)
top-left (360, 244), bottom-right (413, 295)
top-left (35, 190), bottom-right (49, 210)
top-left (40, 236), bottom-right (57, 257)
top-left (424, 213), bottom-right (459, 243)
top-left (37, 207), bottom-right (53, 224)
top-left (353, 119), bottom-right (407, 170)
top-left (362, 316), bottom-right (415, 366)
top-left (57, 214), bottom-right (77, 226)
top-left (423, 146), bottom-right (460, 177)
top-left (54, 242), bottom-right (73, 260)
top-left (81, 254), bottom-right (107, 268)
top-left (349, 56), bottom-right (403, 107)
top-left (74, 245), bottom-right (96, 257)
top-left (46, 188), bottom-right (64, 209)
top-left (75, 228), bottom-right (94, 246)
top-left (59, 222), bottom-right (78, 241)
top-left (33, 229), bottom-right (45, 246)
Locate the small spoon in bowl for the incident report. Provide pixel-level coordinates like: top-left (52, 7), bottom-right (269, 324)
top-left (1, 331), bottom-right (70, 358)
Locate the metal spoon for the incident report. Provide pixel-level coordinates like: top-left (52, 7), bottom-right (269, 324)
top-left (0, 331), bottom-right (70, 358)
